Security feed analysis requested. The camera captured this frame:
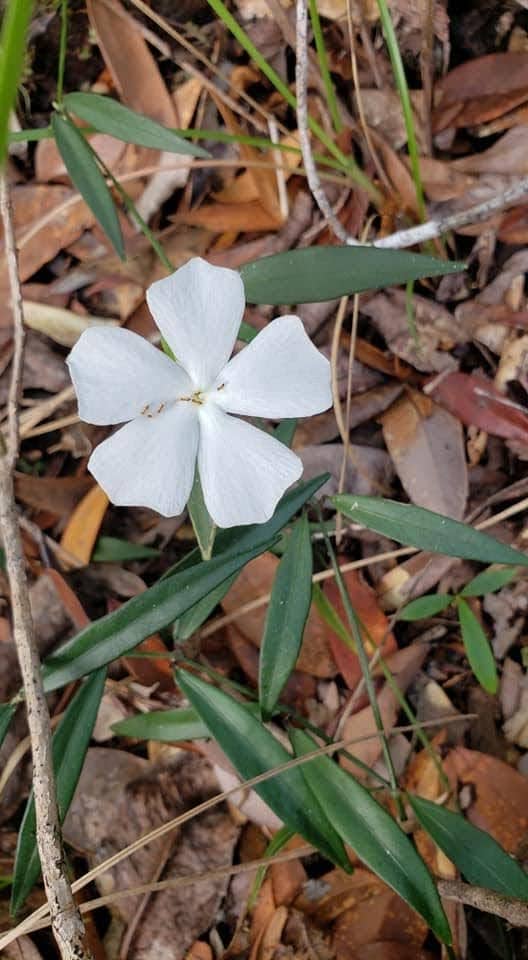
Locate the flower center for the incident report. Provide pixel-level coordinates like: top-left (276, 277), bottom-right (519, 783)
top-left (139, 383), bottom-right (226, 418)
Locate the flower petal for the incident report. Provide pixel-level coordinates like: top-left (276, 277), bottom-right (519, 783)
top-left (212, 315), bottom-right (332, 418)
top-left (67, 327), bottom-right (192, 425)
top-left (198, 404), bottom-right (302, 527)
top-left (146, 258), bottom-right (245, 389)
top-left (88, 403), bottom-right (199, 517)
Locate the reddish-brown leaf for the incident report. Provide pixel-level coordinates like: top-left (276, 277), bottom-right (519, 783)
top-left (430, 371), bottom-right (528, 447)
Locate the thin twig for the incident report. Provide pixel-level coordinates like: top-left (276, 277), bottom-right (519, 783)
top-left (438, 880), bottom-right (528, 927)
top-left (295, 0), bottom-right (359, 245)
top-left (0, 174), bottom-right (91, 960)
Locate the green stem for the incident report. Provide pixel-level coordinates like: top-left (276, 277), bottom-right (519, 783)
top-left (376, 0), bottom-right (425, 221)
top-left (56, 0), bottom-right (68, 105)
top-left (316, 506), bottom-right (405, 817)
top-left (307, 0), bottom-right (342, 134)
top-left (205, 0), bottom-right (382, 205)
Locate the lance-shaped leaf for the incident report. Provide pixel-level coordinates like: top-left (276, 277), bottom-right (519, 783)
top-left (290, 728), bottom-right (451, 945)
top-left (176, 670), bottom-right (350, 871)
top-left (456, 597), bottom-right (498, 694)
top-left (51, 113), bottom-right (124, 258)
top-left (333, 495), bottom-right (528, 567)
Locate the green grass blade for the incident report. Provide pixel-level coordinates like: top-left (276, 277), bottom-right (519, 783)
top-left (291, 728), bottom-right (451, 944)
top-left (0, 702), bottom-right (16, 752)
top-left (307, 0), bottom-right (341, 134)
top-left (51, 113), bottom-right (124, 258)
top-left (456, 597), bottom-right (498, 694)
top-left (11, 669), bottom-right (106, 913)
top-left (177, 670), bottom-right (350, 871)
top-left (409, 795), bottom-right (528, 900)
top-left (332, 495), bottom-right (528, 567)
top-left (0, 0), bottom-right (33, 166)
top-left (259, 514), bottom-right (312, 717)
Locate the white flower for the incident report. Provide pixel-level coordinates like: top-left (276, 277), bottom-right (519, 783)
top-left (67, 257), bottom-right (332, 527)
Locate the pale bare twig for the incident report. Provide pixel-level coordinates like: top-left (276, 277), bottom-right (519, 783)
top-left (438, 880), bottom-right (528, 927)
top-left (295, 0), bottom-right (359, 245)
top-left (0, 174), bottom-right (91, 960)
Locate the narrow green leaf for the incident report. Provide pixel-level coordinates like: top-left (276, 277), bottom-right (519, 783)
top-left (0, 702), bottom-right (16, 751)
top-left (188, 473), bottom-right (216, 561)
top-left (42, 540), bottom-right (275, 692)
top-left (0, 0), bottom-right (33, 166)
top-left (332, 495), bottom-right (528, 567)
top-left (249, 825), bottom-right (295, 909)
top-left (460, 565), bottom-right (519, 598)
top-left (113, 707), bottom-right (209, 742)
top-left (259, 515), bottom-right (312, 717)
top-left (172, 475), bottom-right (329, 638)
top-left (241, 247), bottom-right (465, 306)
top-left (290, 729), bottom-right (451, 945)
top-left (91, 536), bottom-right (160, 563)
top-left (273, 419), bottom-right (297, 448)
top-left (397, 594), bottom-right (452, 621)
top-left (312, 583), bottom-right (351, 646)
top-left (409, 795), bottom-right (528, 900)
top-left (11, 668), bottom-right (106, 913)
top-left (51, 113), bottom-right (124, 258)
top-left (176, 670), bottom-right (350, 871)
top-left (63, 92), bottom-right (209, 157)
top-left (456, 598), bottom-right (497, 694)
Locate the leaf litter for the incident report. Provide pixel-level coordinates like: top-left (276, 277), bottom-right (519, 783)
top-left (5, 1), bottom-right (528, 957)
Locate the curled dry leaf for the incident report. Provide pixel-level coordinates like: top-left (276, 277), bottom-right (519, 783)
top-left (60, 484), bottom-right (109, 566)
top-left (23, 301), bottom-right (118, 348)
top-left (434, 52), bottom-right (528, 132)
top-left (14, 473), bottom-right (93, 519)
top-left (381, 388), bottom-right (468, 519)
top-left (361, 291), bottom-right (463, 374)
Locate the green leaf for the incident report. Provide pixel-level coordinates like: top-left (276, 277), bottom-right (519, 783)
top-left (332, 495), bottom-right (528, 567)
top-left (273, 419), bottom-right (297, 447)
top-left (259, 515), bottom-right (312, 717)
top-left (91, 536), bottom-right (160, 563)
top-left (0, 702), bottom-right (16, 751)
top-left (188, 473), bottom-right (216, 561)
top-left (51, 113), bottom-right (124, 258)
top-left (456, 598), bottom-right (497, 694)
top-left (312, 583), bottom-right (351, 646)
top-left (241, 247), bottom-right (465, 305)
top-left (176, 670), bottom-right (350, 871)
top-left (173, 475), bottom-right (330, 639)
top-left (397, 594), bottom-right (452, 621)
top-left (42, 540), bottom-right (275, 692)
top-left (0, 0), bottom-right (33, 166)
top-left (11, 668), bottom-right (106, 914)
top-left (460, 565), bottom-right (519, 598)
top-left (63, 92), bottom-right (209, 157)
top-left (113, 700), bottom-right (265, 742)
top-left (113, 706), bottom-right (209, 742)
top-left (409, 795), bottom-right (528, 900)
top-left (290, 729), bottom-right (451, 945)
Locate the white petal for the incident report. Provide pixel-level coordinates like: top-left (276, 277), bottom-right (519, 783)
top-left (67, 326), bottom-right (192, 425)
top-left (197, 404), bottom-right (302, 527)
top-left (146, 258), bottom-right (244, 389)
top-left (212, 315), bottom-right (332, 418)
top-left (88, 403), bottom-right (199, 517)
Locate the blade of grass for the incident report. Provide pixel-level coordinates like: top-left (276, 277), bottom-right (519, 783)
top-left (205, 0), bottom-right (381, 204)
top-left (0, 0), bottom-right (33, 165)
top-left (307, 0), bottom-right (342, 134)
top-left (375, 0), bottom-right (425, 220)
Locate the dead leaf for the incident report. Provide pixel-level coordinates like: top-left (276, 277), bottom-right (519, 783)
top-left (60, 484), bottom-right (109, 565)
top-left (430, 371), bottom-right (528, 449)
top-left (434, 52), bottom-right (528, 131)
top-left (64, 749), bottom-right (240, 960)
top-left (23, 301), bottom-right (118, 347)
top-left (220, 553), bottom-right (337, 678)
top-left (322, 569), bottom-right (397, 691)
top-left (298, 443), bottom-right (394, 498)
top-left (15, 474), bottom-right (93, 519)
top-left (453, 127), bottom-right (528, 176)
top-left (174, 201), bottom-right (282, 234)
top-left (447, 747), bottom-right (528, 855)
top-left (381, 389), bottom-right (468, 518)
top-left (361, 291), bottom-right (463, 373)
top-left (0, 330), bottom-right (70, 402)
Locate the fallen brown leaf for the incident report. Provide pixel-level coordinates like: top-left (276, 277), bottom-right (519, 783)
top-left (60, 484), bottom-right (109, 565)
